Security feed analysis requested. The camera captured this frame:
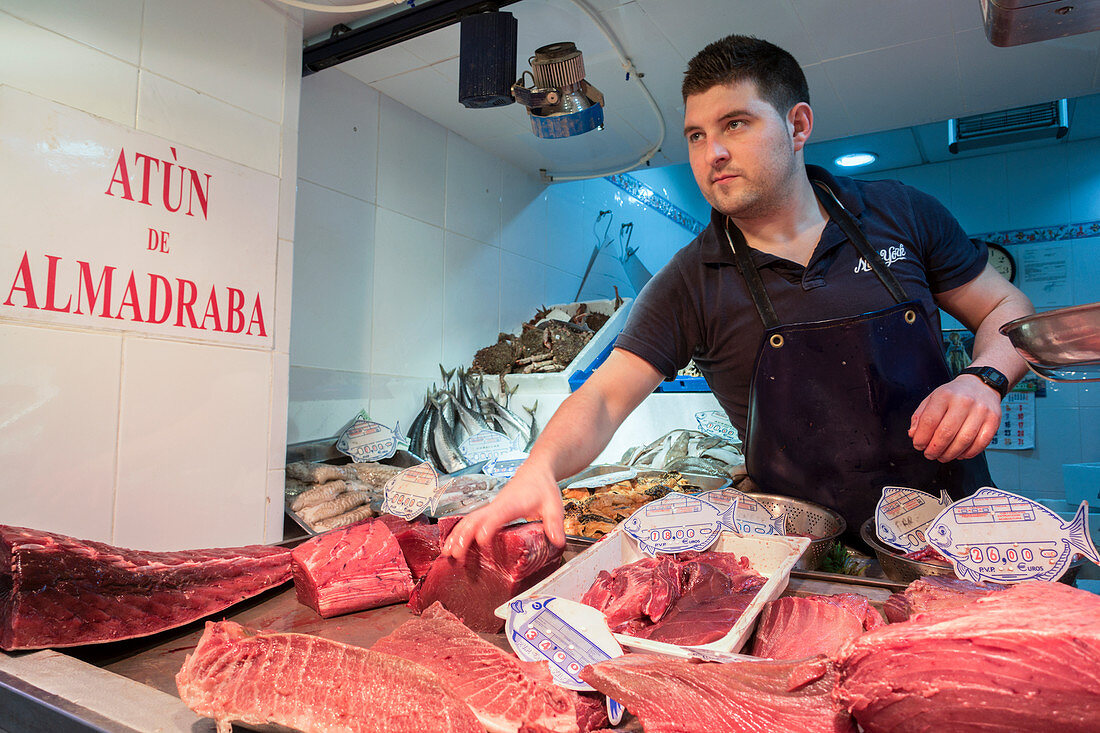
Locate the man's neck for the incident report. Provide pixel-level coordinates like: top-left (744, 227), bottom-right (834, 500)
top-left (729, 176), bottom-right (828, 267)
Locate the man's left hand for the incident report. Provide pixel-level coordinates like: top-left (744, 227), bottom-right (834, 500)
top-left (908, 376), bottom-right (1002, 462)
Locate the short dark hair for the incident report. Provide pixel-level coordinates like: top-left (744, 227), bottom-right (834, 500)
top-left (682, 35), bottom-right (809, 114)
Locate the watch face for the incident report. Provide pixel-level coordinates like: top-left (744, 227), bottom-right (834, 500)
top-left (987, 243), bottom-right (1016, 282)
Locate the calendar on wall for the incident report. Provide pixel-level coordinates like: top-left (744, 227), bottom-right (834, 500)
top-left (988, 390), bottom-right (1034, 450)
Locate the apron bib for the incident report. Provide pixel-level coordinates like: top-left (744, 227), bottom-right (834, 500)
top-left (728, 182), bottom-right (991, 532)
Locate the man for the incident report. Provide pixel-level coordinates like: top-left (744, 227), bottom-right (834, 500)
top-left (444, 35), bottom-right (1033, 560)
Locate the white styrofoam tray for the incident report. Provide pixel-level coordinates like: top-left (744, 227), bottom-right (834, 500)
top-left (501, 298), bottom-right (633, 394)
top-left (495, 526), bottom-right (810, 659)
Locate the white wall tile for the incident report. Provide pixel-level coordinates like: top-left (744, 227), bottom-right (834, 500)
top-left (501, 164), bottom-right (548, 262)
top-left (947, 153), bottom-right (1009, 234)
top-left (115, 338), bottom-right (271, 549)
top-left (1005, 145), bottom-right (1071, 230)
top-left (264, 468), bottom-right (285, 544)
top-left (289, 181), bottom-right (374, 371)
top-left (1081, 408), bottom-right (1100, 460)
top-left (1072, 237), bottom-right (1100, 306)
top-left (141, 0), bottom-right (286, 123)
top-left (270, 351), bottom-right (290, 470)
top-left (500, 250), bottom-right (547, 333)
top-left (885, 163), bottom-right (953, 210)
top-left (985, 449), bottom-right (1020, 493)
top-left (1017, 407), bottom-right (1082, 494)
top-left (442, 232), bottom-right (500, 368)
top-left (137, 71), bottom-right (281, 175)
top-left (546, 267), bottom-right (584, 306)
top-left (0, 323), bottom-right (122, 542)
top-left (287, 365), bottom-right (372, 443)
top-left (371, 208), bottom-right (444, 378)
top-left (1082, 382), bottom-right (1100, 409)
top-left (546, 184), bottom-right (593, 274)
top-left (274, 237), bottom-right (294, 354)
top-left (0, 11), bottom-right (138, 126)
top-left (1, 0), bottom-right (143, 64)
top-left (377, 94), bottom-right (446, 227)
top-left (445, 132), bottom-right (502, 246)
top-left (298, 70), bottom-right (380, 203)
top-left (368, 374), bottom-right (435, 441)
top-left (279, 124), bottom-right (299, 243)
top-left (283, 19), bottom-right (303, 129)
top-left (1067, 139), bottom-right (1100, 222)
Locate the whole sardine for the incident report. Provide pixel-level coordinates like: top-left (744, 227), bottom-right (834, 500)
top-left (429, 395), bottom-right (468, 473)
top-left (524, 402), bottom-right (539, 451)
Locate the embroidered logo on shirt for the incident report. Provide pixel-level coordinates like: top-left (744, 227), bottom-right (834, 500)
top-left (854, 243), bottom-right (907, 273)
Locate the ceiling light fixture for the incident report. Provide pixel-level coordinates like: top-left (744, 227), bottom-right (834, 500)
top-left (834, 152), bottom-right (877, 168)
top-left (511, 42), bottom-right (605, 139)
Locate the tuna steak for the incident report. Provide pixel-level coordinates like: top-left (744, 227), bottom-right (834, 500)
top-left (836, 581), bottom-right (1100, 732)
top-left (0, 524), bottom-right (290, 650)
top-left (881, 575), bottom-right (1006, 623)
top-left (751, 594), bottom-right (884, 659)
top-left (291, 518), bottom-right (414, 618)
top-left (408, 521), bottom-right (563, 632)
top-left (376, 513), bottom-right (441, 579)
top-left (580, 653), bottom-right (856, 733)
top-left (176, 620), bottom-right (484, 733)
top-left (580, 556), bottom-right (683, 631)
top-left (373, 602), bottom-right (582, 733)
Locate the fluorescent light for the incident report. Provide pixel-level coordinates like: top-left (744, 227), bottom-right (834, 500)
top-left (834, 152), bottom-right (877, 168)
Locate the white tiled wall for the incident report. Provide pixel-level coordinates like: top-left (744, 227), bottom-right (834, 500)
top-left (0, 1), bottom-right (301, 548)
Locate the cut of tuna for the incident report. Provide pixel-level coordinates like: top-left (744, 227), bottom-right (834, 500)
top-left (0, 524), bottom-right (291, 651)
top-left (176, 620), bottom-right (484, 733)
top-left (373, 602), bottom-right (581, 733)
top-left (881, 575), bottom-right (1005, 623)
top-left (408, 521), bottom-right (563, 632)
top-left (376, 513), bottom-right (441, 579)
top-left (751, 593), bottom-right (884, 659)
top-left (580, 557), bottom-right (682, 631)
top-left (580, 653), bottom-right (856, 733)
top-left (291, 518), bottom-right (414, 618)
top-left (836, 581), bottom-right (1100, 732)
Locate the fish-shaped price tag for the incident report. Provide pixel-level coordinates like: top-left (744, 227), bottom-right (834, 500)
top-left (335, 413), bottom-right (399, 463)
top-left (875, 486), bottom-right (953, 552)
top-left (566, 469), bottom-right (639, 491)
top-left (380, 462), bottom-right (443, 520)
top-left (926, 487), bottom-right (1100, 583)
top-left (459, 429), bottom-right (523, 464)
top-left (505, 596), bottom-right (623, 691)
top-left (695, 410), bottom-right (739, 443)
top-left (701, 488), bottom-right (787, 536)
top-left (483, 451), bottom-right (528, 480)
top-left (623, 493), bottom-right (737, 556)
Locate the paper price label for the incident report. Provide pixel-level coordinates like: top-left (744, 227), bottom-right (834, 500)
top-left (701, 489), bottom-right (786, 536)
top-left (336, 416), bottom-right (399, 463)
top-left (459, 429), bottom-right (522, 464)
top-left (874, 486), bottom-right (952, 552)
top-left (694, 410), bottom-right (738, 443)
top-left (566, 469), bottom-right (638, 491)
top-left (380, 463), bottom-right (443, 520)
top-left (506, 596), bottom-right (623, 691)
top-left (483, 451), bottom-right (528, 480)
top-left (926, 487), bottom-right (1100, 584)
top-left (623, 493), bottom-right (736, 556)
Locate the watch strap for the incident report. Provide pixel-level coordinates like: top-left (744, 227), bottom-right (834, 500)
top-left (960, 366), bottom-right (1009, 399)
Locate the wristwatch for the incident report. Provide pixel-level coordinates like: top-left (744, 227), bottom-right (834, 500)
top-left (960, 366), bottom-right (1010, 400)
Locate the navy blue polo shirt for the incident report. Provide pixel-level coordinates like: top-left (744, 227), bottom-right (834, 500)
top-left (615, 165), bottom-right (987, 433)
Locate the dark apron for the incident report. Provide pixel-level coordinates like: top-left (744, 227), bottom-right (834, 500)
top-left (728, 182), bottom-right (992, 534)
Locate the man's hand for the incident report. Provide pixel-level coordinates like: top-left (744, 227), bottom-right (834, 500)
top-left (908, 375), bottom-right (1002, 462)
top-left (441, 460), bottom-right (566, 562)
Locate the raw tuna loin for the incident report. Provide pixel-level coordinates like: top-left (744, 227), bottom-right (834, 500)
top-left (176, 620), bottom-right (484, 733)
top-left (751, 593), bottom-right (884, 659)
top-left (881, 574), bottom-right (1005, 623)
top-left (0, 524), bottom-right (291, 650)
top-left (376, 513), bottom-right (441, 579)
top-left (836, 581), bottom-right (1100, 732)
top-left (291, 518), bottom-right (414, 618)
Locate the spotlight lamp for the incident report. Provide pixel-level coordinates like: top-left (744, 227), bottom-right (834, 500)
top-left (511, 42), bottom-right (605, 139)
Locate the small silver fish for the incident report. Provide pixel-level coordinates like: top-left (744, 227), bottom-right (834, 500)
top-left (926, 488), bottom-right (1100, 583)
top-left (623, 493), bottom-right (737, 555)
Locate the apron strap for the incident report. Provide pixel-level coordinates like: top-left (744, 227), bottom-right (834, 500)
top-left (722, 180), bottom-right (912, 330)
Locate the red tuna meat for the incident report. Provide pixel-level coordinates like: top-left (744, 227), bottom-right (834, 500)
top-left (291, 518), bottom-right (414, 618)
top-left (374, 602), bottom-right (581, 733)
top-left (176, 620), bottom-right (483, 733)
top-left (836, 581), bottom-right (1100, 732)
top-left (751, 594), bottom-right (885, 659)
top-left (408, 521), bottom-right (563, 632)
top-left (639, 560), bottom-right (766, 646)
top-left (882, 575), bottom-right (1006, 623)
top-left (579, 556), bottom-right (682, 632)
top-left (0, 524), bottom-right (290, 651)
top-left (580, 653), bottom-right (856, 733)
top-left (376, 513), bottom-right (441, 579)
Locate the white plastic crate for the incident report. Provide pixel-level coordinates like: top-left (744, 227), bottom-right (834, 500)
top-left (495, 527), bottom-right (810, 658)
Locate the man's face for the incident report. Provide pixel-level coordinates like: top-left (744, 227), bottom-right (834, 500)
top-left (683, 79), bottom-right (801, 219)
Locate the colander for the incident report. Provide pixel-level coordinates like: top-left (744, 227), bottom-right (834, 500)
top-left (748, 493), bottom-right (845, 570)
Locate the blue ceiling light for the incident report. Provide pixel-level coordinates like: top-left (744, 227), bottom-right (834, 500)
top-left (834, 152), bottom-right (877, 168)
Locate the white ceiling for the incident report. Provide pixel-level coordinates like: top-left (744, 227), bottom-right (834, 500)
top-left (298, 0), bottom-right (1100, 180)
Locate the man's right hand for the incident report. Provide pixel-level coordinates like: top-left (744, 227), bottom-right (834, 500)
top-left (440, 460), bottom-right (566, 562)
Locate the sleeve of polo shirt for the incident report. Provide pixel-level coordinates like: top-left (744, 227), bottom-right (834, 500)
top-left (613, 256), bottom-right (699, 380)
top-left (907, 186), bottom-right (987, 293)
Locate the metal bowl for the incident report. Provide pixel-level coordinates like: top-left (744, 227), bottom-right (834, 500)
top-left (860, 518), bottom-right (1082, 585)
top-left (748, 494), bottom-right (845, 571)
top-left (1000, 302), bottom-right (1100, 382)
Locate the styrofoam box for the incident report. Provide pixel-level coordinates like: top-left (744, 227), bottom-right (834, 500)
top-left (501, 298), bottom-right (633, 394)
top-left (494, 527), bottom-right (810, 659)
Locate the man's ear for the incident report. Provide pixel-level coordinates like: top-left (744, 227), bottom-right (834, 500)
top-left (788, 102), bottom-right (813, 152)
